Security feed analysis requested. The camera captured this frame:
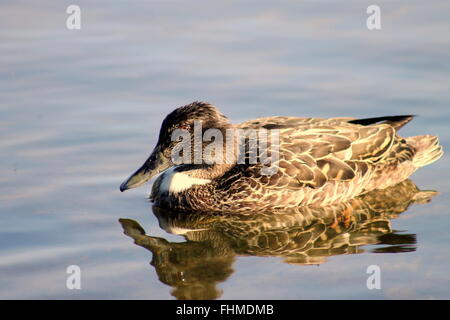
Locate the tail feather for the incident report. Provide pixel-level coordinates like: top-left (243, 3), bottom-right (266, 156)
top-left (349, 115), bottom-right (415, 131)
top-left (407, 135), bottom-right (444, 167)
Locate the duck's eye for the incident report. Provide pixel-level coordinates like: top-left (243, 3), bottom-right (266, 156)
top-left (176, 123), bottom-right (191, 131)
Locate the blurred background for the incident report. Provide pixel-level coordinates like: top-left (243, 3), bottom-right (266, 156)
top-left (0, 0), bottom-right (449, 299)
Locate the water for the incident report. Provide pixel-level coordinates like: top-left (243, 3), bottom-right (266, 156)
top-left (1, 0), bottom-right (449, 299)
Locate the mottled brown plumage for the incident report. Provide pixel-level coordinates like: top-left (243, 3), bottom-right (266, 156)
top-left (121, 101), bottom-right (443, 212)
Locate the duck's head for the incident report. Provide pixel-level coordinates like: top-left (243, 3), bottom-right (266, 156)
top-left (120, 101), bottom-right (231, 192)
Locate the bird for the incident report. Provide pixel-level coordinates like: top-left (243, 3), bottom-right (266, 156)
top-left (120, 101), bottom-right (443, 212)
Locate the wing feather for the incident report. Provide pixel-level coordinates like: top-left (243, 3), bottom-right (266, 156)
top-left (238, 118), bottom-right (410, 191)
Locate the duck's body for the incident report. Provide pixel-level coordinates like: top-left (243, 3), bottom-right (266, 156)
top-left (121, 102), bottom-right (443, 212)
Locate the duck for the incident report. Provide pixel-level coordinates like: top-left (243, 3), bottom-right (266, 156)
top-left (120, 101), bottom-right (443, 212)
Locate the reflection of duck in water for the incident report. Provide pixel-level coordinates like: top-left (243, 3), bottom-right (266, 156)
top-left (119, 180), bottom-right (437, 299)
top-left (120, 102), bottom-right (442, 212)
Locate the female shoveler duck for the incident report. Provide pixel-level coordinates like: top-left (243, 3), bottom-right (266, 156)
top-left (120, 101), bottom-right (443, 212)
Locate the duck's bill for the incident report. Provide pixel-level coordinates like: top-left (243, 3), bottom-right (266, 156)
top-left (120, 148), bottom-right (171, 192)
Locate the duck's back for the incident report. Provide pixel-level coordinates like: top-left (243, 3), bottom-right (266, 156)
top-left (208, 115), bottom-right (443, 211)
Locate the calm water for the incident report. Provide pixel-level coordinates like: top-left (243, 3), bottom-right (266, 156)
top-left (1, 1), bottom-right (450, 299)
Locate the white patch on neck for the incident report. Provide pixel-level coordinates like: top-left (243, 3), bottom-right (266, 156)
top-left (161, 223), bottom-right (207, 235)
top-left (160, 167), bottom-right (211, 193)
